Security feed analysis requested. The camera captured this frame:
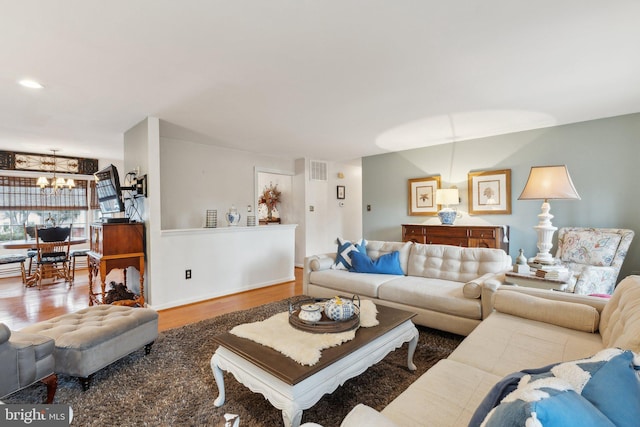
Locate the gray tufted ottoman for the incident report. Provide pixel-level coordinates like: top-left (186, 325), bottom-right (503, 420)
top-left (20, 305), bottom-right (158, 390)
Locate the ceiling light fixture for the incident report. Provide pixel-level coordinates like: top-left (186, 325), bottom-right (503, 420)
top-left (18, 79), bottom-right (44, 89)
top-left (37, 150), bottom-right (75, 193)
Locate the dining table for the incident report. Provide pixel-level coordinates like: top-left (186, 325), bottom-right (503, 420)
top-left (2, 238), bottom-right (88, 287)
top-left (2, 238), bottom-right (88, 249)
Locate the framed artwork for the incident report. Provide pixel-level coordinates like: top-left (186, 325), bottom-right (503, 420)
top-left (337, 185), bottom-right (345, 199)
top-left (467, 169), bottom-right (511, 215)
top-left (408, 176), bottom-right (441, 216)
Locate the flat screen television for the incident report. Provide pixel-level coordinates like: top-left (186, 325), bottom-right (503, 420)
top-left (94, 164), bottom-right (126, 215)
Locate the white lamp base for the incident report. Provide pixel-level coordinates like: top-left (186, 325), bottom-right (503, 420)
top-left (533, 200), bottom-right (557, 264)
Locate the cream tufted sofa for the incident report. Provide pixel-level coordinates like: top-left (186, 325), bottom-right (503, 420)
top-left (304, 241), bottom-right (513, 336)
top-left (333, 275), bottom-right (640, 427)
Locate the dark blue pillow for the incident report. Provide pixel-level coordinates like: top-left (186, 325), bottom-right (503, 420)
top-left (333, 237), bottom-right (366, 270)
top-left (350, 250), bottom-right (404, 275)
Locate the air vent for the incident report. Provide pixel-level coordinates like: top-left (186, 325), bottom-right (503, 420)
top-left (310, 160), bottom-right (328, 181)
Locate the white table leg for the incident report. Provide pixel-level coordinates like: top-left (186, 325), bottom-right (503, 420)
top-left (211, 354), bottom-right (226, 407)
top-left (407, 327), bottom-right (418, 371)
top-left (282, 403), bottom-right (303, 427)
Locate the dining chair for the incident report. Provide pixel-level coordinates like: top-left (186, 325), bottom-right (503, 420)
top-left (32, 226), bottom-right (72, 290)
top-left (24, 224), bottom-right (40, 280)
top-left (0, 254), bottom-right (27, 284)
top-left (68, 248), bottom-right (89, 285)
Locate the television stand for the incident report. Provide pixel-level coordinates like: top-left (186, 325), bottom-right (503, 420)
top-left (88, 222), bottom-right (145, 306)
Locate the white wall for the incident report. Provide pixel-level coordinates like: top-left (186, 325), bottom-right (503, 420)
top-left (303, 158), bottom-right (363, 258)
top-left (153, 225), bottom-right (296, 310)
top-left (293, 159), bottom-right (307, 265)
top-left (121, 117), bottom-right (363, 307)
top-left (123, 117), bottom-right (158, 301)
top-left (157, 132), bottom-right (364, 268)
top-left (159, 136), bottom-right (294, 229)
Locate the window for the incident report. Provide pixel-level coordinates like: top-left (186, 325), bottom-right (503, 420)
top-left (0, 175), bottom-right (97, 241)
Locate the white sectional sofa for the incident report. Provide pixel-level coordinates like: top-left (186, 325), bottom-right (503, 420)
top-left (304, 240), bottom-right (513, 336)
top-left (337, 275), bottom-right (640, 427)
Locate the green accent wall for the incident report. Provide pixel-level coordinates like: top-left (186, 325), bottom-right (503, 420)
top-left (363, 113), bottom-right (640, 281)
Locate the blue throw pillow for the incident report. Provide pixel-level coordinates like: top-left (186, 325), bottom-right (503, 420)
top-left (554, 349), bottom-right (640, 427)
top-left (483, 386), bottom-right (615, 427)
top-left (350, 250), bottom-right (404, 275)
top-left (332, 237), bottom-right (366, 270)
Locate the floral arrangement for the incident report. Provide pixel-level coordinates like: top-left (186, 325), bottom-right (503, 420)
top-left (258, 182), bottom-right (281, 219)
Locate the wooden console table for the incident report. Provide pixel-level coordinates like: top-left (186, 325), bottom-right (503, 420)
top-left (87, 222), bottom-right (145, 306)
top-left (402, 224), bottom-right (509, 252)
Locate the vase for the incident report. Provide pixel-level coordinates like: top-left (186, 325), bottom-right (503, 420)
top-left (516, 249), bottom-right (527, 265)
top-left (298, 303), bottom-right (322, 322)
top-left (437, 208), bottom-right (457, 225)
top-left (226, 206), bottom-right (241, 226)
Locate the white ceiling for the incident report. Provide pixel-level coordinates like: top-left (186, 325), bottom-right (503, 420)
top-left (1, 1), bottom-right (639, 162)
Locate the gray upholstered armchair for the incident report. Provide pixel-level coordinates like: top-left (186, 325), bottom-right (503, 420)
top-left (555, 227), bottom-right (635, 295)
top-left (0, 323), bottom-right (57, 403)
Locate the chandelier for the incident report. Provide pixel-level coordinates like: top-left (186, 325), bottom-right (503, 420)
top-left (36, 149), bottom-right (75, 192)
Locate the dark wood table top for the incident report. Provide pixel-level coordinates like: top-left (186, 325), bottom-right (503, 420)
top-left (212, 304), bottom-right (416, 385)
top-left (2, 238), bottom-right (87, 249)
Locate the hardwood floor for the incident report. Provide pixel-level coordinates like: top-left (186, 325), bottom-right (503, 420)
top-left (0, 268), bottom-right (303, 332)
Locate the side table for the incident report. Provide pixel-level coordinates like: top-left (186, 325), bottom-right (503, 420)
top-left (505, 271), bottom-right (571, 292)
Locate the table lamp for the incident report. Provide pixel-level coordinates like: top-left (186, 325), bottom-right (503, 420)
top-left (518, 165), bottom-right (580, 264)
top-left (436, 188), bottom-right (460, 225)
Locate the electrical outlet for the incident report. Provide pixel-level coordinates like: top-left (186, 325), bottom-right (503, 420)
top-left (185, 269), bottom-right (192, 279)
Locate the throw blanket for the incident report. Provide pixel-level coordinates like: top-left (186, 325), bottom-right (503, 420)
top-left (230, 300), bottom-right (379, 366)
top-left (467, 363), bottom-right (559, 427)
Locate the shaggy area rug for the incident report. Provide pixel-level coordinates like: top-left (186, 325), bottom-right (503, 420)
top-left (6, 297), bottom-right (463, 426)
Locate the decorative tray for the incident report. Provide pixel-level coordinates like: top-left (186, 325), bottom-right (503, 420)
top-left (288, 296), bottom-right (360, 334)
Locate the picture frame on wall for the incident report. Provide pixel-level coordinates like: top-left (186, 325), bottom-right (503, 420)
top-left (337, 185), bottom-right (345, 199)
top-left (467, 169), bottom-right (511, 215)
top-left (408, 175), bottom-right (441, 216)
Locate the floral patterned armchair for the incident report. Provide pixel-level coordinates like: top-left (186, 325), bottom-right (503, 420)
top-left (555, 227), bottom-right (635, 295)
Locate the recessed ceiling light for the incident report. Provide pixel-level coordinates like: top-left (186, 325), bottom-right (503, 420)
top-left (18, 79), bottom-right (44, 89)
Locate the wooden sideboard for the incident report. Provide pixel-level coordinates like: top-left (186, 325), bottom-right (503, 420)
top-left (402, 224), bottom-right (509, 252)
top-left (88, 222), bottom-right (145, 306)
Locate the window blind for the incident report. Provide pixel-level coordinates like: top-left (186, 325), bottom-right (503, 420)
top-left (0, 176), bottom-right (89, 210)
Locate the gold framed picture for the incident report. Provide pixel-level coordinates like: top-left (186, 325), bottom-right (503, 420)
top-left (408, 176), bottom-right (441, 216)
top-left (467, 169), bottom-right (511, 215)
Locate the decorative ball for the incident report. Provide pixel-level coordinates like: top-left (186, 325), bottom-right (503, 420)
top-left (324, 296), bottom-right (356, 321)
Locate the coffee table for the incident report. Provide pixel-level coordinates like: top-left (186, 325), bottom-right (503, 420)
top-left (210, 304), bottom-right (418, 427)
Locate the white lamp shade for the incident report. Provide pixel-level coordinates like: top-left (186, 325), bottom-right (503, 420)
top-left (36, 176), bottom-right (49, 188)
top-left (518, 165), bottom-right (581, 200)
top-left (54, 177), bottom-right (67, 187)
top-left (436, 188), bottom-right (459, 206)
